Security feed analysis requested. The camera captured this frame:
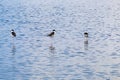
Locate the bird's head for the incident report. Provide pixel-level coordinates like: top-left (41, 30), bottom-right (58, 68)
top-left (53, 29), bottom-right (55, 31)
top-left (84, 32), bottom-right (88, 37)
top-left (11, 29), bottom-right (14, 32)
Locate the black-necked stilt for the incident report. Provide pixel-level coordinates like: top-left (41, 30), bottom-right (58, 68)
top-left (84, 32), bottom-right (88, 50)
top-left (84, 32), bottom-right (88, 37)
top-left (84, 32), bottom-right (88, 44)
top-left (11, 29), bottom-right (16, 37)
top-left (47, 29), bottom-right (55, 37)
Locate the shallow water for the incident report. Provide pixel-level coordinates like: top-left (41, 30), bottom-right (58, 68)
top-left (0, 0), bottom-right (120, 80)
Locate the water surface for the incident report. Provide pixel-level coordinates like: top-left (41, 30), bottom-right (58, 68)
top-left (0, 0), bottom-right (120, 80)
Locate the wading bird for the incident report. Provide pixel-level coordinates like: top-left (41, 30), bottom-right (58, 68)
top-left (11, 29), bottom-right (16, 37)
top-left (47, 29), bottom-right (55, 37)
top-left (84, 32), bottom-right (88, 38)
top-left (84, 32), bottom-right (88, 44)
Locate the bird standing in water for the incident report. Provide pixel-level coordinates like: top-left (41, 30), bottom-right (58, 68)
top-left (11, 29), bottom-right (16, 37)
top-left (84, 32), bottom-right (88, 50)
top-left (84, 32), bottom-right (88, 44)
top-left (47, 29), bottom-right (55, 37)
top-left (11, 29), bottom-right (16, 51)
top-left (84, 32), bottom-right (88, 38)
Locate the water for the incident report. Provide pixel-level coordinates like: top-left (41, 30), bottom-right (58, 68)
top-left (0, 0), bottom-right (120, 80)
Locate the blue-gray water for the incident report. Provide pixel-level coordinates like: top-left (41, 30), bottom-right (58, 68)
top-left (0, 0), bottom-right (120, 80)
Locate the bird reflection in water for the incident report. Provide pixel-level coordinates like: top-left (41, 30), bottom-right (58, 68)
top-left (84, 42), bottom-right (88, 50)
top-left (11, 45), bottom-right (16, 80)
top-left (49, 45), bottom-right (55, 53)
top-left (48, 45), bottom-right (56, 80)
top-left (11, 38), bottom-right (16, 55)
top-left (12, 45), bottom-right (16, 55)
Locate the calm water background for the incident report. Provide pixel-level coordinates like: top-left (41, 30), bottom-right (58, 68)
top-left (0, 0), bottom-right (120, 80)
